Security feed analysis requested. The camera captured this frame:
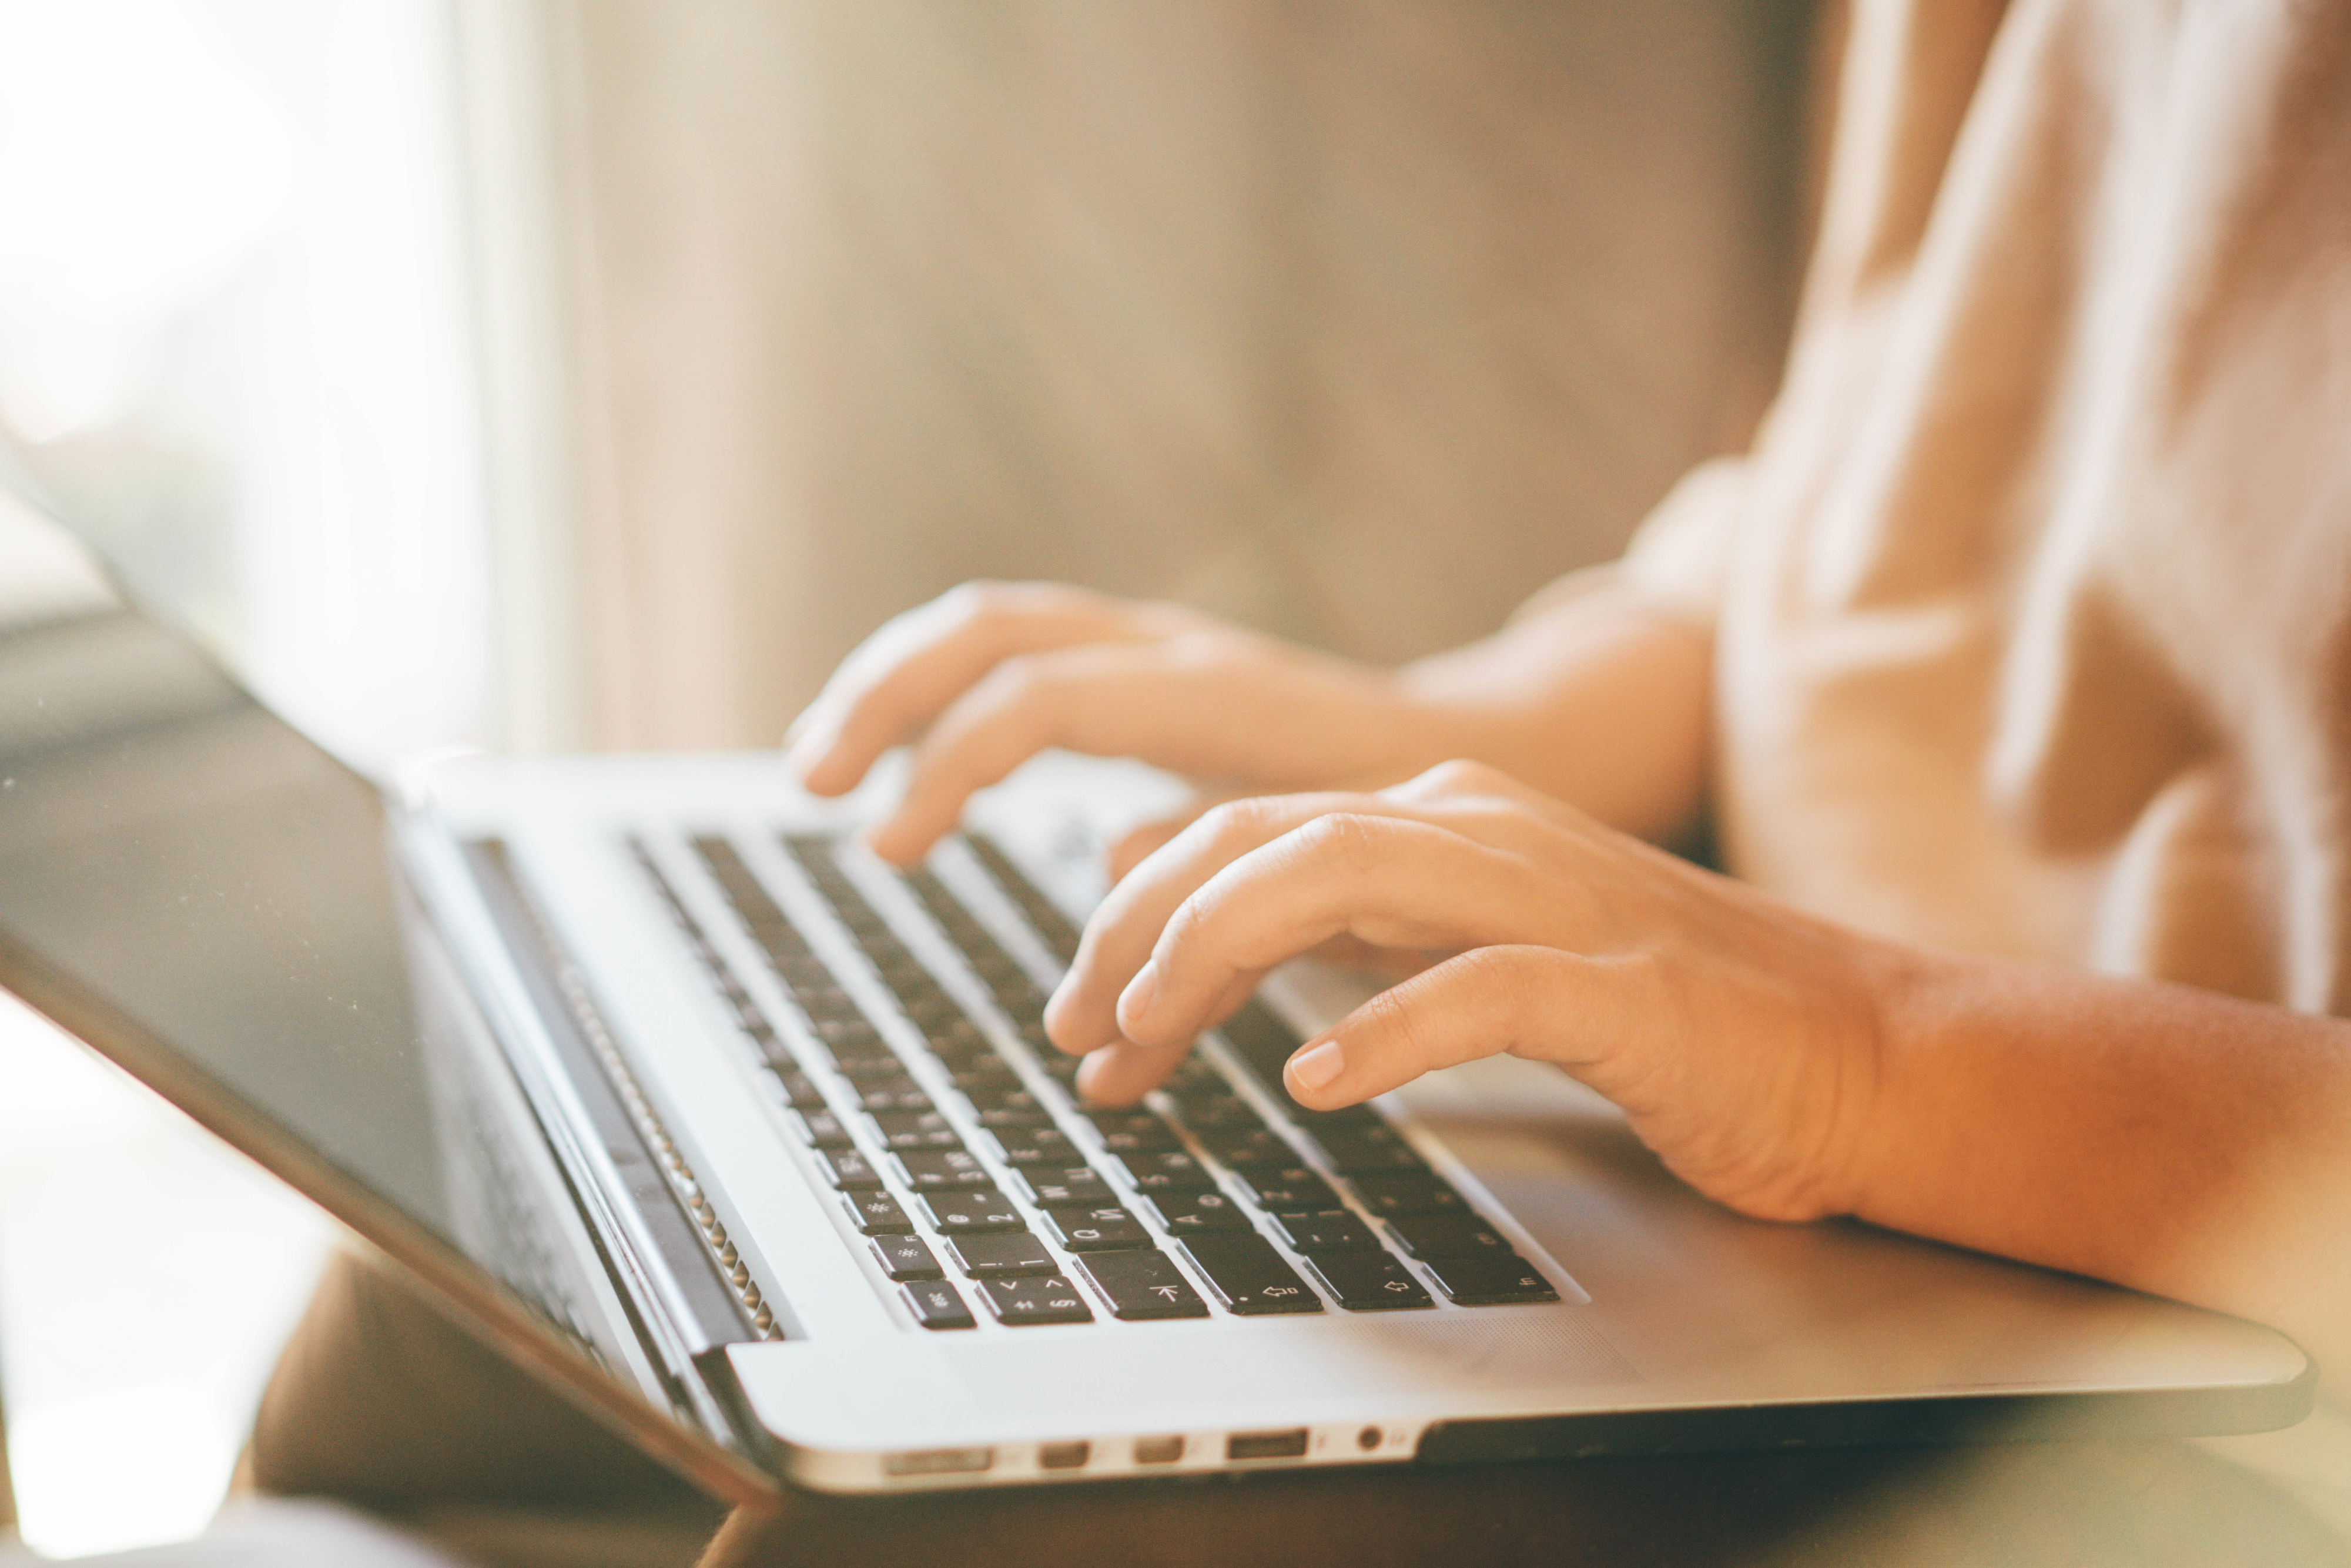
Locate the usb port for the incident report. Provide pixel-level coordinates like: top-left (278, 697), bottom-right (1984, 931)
top-left (1133, 1435), bottom-right (1184, 1465)
top-left (884, 1447), bottom-right (993, 1476)
top-left (1038, 1441), bottom-right (1090, 1470)
top-left (1226, 1429), bottom-right (1310, 1461)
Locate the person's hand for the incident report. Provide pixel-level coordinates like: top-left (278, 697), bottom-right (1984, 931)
top-left (783, 582), bottom-right (1448, 865)
top-left (1043, 759), bottom-right (1896, 1225)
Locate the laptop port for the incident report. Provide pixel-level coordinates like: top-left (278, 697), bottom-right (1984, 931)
top-left (1226, 1429), bottom-right (1310, 1462)
top-left (883, 1447), bottom-right (993, 1477)
top-left (1133, 1435), bottom-right (1185, 1465)
top-left (1038, 1441), bottom-right (1090, 1471)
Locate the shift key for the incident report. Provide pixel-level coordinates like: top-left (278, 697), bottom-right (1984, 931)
top-left (1176, 1234), bottom-right (1323, 1315)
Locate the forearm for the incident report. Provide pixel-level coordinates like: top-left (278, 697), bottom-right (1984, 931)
top-left (1396, 593), bottom-right (1713, 844)
top-left (1847, 944), bottom-right (2351, 1381)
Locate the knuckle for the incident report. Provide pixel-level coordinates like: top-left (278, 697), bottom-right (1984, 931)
top-left (1291, 809), bottom-right (1394, 875)
top-left (1408, 758), bottom-right (1509, 799)
top-left (1196, 794), bottom-right (1286, 851)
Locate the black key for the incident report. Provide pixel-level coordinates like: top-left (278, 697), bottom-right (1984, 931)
top-left (1072, 1248), bottom-right (1209, 1320)
top-left (812, 1017), bottom-right (889, 1058)
top-left (1038, 1204), bottom-right (1153, 1251)
top-left (1138, 1189), bottom-right (1251, 1236)
top-left (1215, 1000), bottom-right (1303, 1089)
top-left (815, 1148), bottom-right (883, 1190)
top-left (1302, 1251), bottom-right (1434, 1311)
top-left (1166, 1093), bottom-right (1261, 1129)
top-left (840, 1190), bottom-right (913, 1235)
top-left (1195, 1126), bottom-right (1295, 1169)
top-left (902, 1278), bottom-right (976, 1329)
top-left (1385, 1213), bottom-right (1511, 1260)
top-left (1232, 1168), bottom-right (1339, 1212)
top-left (835, 1057), bottom-right (920, 1086)
top-left (848, 1077), bottom-right (937, 1113)
top-left (990, 1126), bottom-right (1077, 1165)
top-left (1420, 1251), bottom-right (1560, 1305)
top-left (957, 1080), bottom-right (1040, 1114)
top-left (1108, 1150), bottom-right (1213, 1193)
top-left (916, 1188), bottom-right (1026, 1232)
top-left (789, 1108), bottom-right (856, 1150)
top-left (943, 1231), bottom-right (1059, 1279)
top-left (870, 1234), bottom-right (943, 1281)
top-left (1010, 1166), bottom-right (1115, 1207)
top-left (979, 1275), bottom-right (1093, 1325)
top-left (1084, 1111), bottom-right (1180, 1154)
top-left (1307, 1125), bottom-right (1426, 1173)
top-left (891, 1148), bottom-right (993, 1188)
top-left (1267, 1209), bottom-right (1379, 1254)
top-left (1348, 1173), bottom-right (1470, 1218)
top-left (1178, 1234), bottom-right (1324, 1315)
top-left (974, 1105), bottom-right (1055, 1132)
top-left (869, 1110), bottom-right (963, 1150)
top-left (768, 1068), bottom-right (825, 1107)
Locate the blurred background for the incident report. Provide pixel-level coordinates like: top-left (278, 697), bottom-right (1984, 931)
top-left (0, 0), bottom-right (1818, 1556)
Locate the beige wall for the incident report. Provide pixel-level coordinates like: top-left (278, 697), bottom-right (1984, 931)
top-left (534, 2), bottom-right (1814, 750)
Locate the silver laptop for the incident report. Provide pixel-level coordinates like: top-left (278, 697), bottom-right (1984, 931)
top-left (0, 475), bottom-right (2312, 1507)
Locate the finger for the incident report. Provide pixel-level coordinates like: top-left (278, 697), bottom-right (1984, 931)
top-left (1069, 971), bottom-right (1261, 1106)
top-left (1043, 792), bottom-right (1374, 1051)
top-left (785, 584), bottom-right (1173, 796)
top-left (1114, 812), bottom-right (1584, 1051)
top-left (1281, 944), bottom-right (1650, 1108)
top-left (1105, 797), bottom-right (1221, 884)
top-left (865, 644), bottom-right (1331, 864)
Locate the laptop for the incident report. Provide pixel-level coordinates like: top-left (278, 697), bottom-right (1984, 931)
top-left (0, 472), bottom-right (2312, 1506)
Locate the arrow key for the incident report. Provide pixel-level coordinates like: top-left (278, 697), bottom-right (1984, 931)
top-left (1072, 1247), bottom-right (1209, 1321)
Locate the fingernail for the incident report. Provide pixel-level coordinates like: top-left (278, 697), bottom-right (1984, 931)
top-left (1287, 1039), bottom-right (1344, 1092)
top-left (1117, 961), bottom-right (1157, 1029)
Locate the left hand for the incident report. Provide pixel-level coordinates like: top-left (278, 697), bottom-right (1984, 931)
top-left (1041, 759), bottom-right (1900, 1224)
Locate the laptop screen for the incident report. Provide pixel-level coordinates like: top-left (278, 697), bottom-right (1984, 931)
top-left (0, 483), bottom-right (454, 1245)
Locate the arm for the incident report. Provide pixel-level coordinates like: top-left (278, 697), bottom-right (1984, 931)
top-left (1851, 950), bottom-right (2351, 1388)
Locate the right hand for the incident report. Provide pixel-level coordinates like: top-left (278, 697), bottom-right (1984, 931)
top-left (783, 582), bottom-right (1446, 865)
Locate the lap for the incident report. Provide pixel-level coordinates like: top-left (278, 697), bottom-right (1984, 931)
top-left (249, 1252), bottom-right (2350, 1568)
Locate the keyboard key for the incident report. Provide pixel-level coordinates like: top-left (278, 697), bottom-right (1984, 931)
top-left (848, 1078), bottom-right (938, 1113)
top-left (1194, 1126), bottom-right (1296, 1169)
top-left (916, 1188), bottom-right (1026, 1232)
top-left (841, 1190), bottom-right (913, 1235)
top-left (1214, 1000), bottom-right (1302, 1088)
top-left (1301, 1251), bottom-right (1434, 1311)
top-left (943, 1231), bottom-right (1060, 1279)
top-left (1232, 1168), bottom-right (1339, 1212)
top-left (869, 1110), bottom-right (963, 1150)
top-left (870, 1234), bottom-right (943, 1281)
top-left (1072, 1248), bottom-right (1210, 1320)
top-left (1177, 1234), bottom-right (1324, 1316)
top-left (1267, 1209), bottom-right (1379, 1254)
top-left (1108, 1150), bottom-right (1214, 1193)
top-left (1384, 1213), bottom-right (1511, 1260)
top-left (1084, 1111), bottom-right (1181, 1154)
top-left (989, 1126), bottom-right (1077, 1165)
top-left (974, 1105), bottom-right (1055, 1132)
top-left (1138, 1189), bottom-right (1251, 1236)
top-left (815, 1148), bottom-right (883, 1190)
top-left (1038, 1204), bottom-right (1153, 1251)
top-left (1305, 1124), bottom-right (1424, 1172)
top-left (789, 1108), bottom-right (856, 1149)
top-left (1166, 1093), bottom-right (1262, 1130)
top-left (979, 1275), bottom-right (1093, 1325)
top-left (1347, 1173), bottom-right (1470, 1218)
top-left (902, 1279), bottom-right (976, 1329)
top-left (768, 1068), bottom-right (826, 1107)
top-left (1419, 1251), bottom-right (1560, 1305)
top-left (1010, 1165), bottom-right (1116, 1207)
top-left (891, 1148), bottom-right (994, 1188)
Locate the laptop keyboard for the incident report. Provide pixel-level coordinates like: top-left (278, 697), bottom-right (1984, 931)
top-left (633, 830), bottom-right (1559, 1331)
